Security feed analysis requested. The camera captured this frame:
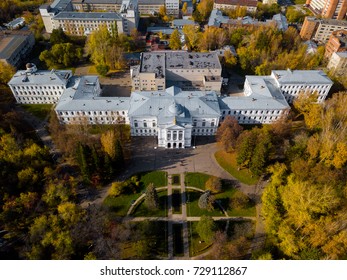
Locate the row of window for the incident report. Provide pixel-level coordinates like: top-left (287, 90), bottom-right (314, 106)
top-left (192, 120), bottom-right (215, 127)
top-left (60, 117), bottom-right (126, 123)
top-left (134, 129), bottom-right (157, 134)
top-left (17, 96), bottom-right (57, 102)
top-left (59, 110), bottom-right (127, 116)
top-left (13, 85), bottom-right (64, 90)
top-left (167, 131), bottom-right (183, 141)
top-left (223, 110), bottom-right (281, 115)
top-left (16, 91), bottom-right (62, 96)
top-left (134, 121), bottom-right (156, 128)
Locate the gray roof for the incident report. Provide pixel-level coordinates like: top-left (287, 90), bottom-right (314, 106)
top-left (138, 0), bottom-right (164, 4)
top-left (51, 0), bottom-right (72, 11)
top-left (8, 69), bottom-right (72, 86)
top-left (128, 87), bottom-right (221, 126)
top-left (147, 27), bottom-right (181, 35)
top-left (335, 52), bottom-right (347, 58)
top-left (165, 51), bottom-right (221, 69)
top-left (220, 76), bottom-right (289, 110)
top-left (83, 0), bottom-right (123, 4)
top-left (172, 19), bottom-right (196, 26)
top-left (53, 12), bottom-right (123, 20)
top-left (208, 9), bottom-right (230, 27)
top-left (272, 69), bottom-right (333, 84)
top-left (5, 17), bottom-right (25, 28)
top-left (0, 35), bottom-right (28, 59)
top-left (272, 13), bottom-right (288, 31)
top-left (56, 76), bottom-right (130, 111)
top-left (140, 52), bottom-right (166, 78)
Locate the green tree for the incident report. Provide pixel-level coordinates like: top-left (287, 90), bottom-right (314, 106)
top-left (169, 29), bottom-right (182, 50)
top-left (196, 215), bottom-right (215, 243)
top-left (50, 27), bottom-right (70, 45)
top-left (39, 43), bottom-right (83, 68)
top-left (230, 191), bottom-right (250, 210)
top-left (145, 183), bottom-right (159, 210)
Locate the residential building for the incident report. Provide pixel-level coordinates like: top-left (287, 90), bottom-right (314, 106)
top-left (306, 0), bottom-right (347, 20)
top-left (262, 0), bottom-right (277, 4)
top-left (39, 0), bottom-right (139, 35)
top-left (165, 0), bottom-right (179, 16)
top-left (8, 63), bottom-right (72, 104)
top-left (327, 51), bottom-right (347, 74)
top-left (324, 30), bottom-right (347, 58)
top-left (4, 17), bottom-right (26, 30)
top-left (271, 69), bottom-right (333, 103)
top-left (0, 30), bottom-right (35, 67)
top-left (130, 51), bottom-right (222, 92)
top-left (300, 16), bottom-right (347, 43)
top-left (213, 0), bottom-right (258, 13)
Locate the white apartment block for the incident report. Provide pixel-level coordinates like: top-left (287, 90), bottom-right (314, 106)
top-left (8, 64), bottom-right (72, 104)
top-left (327, 51), bottom-right (347, 74)
top-left (213, 0), bottom-right (258, 13)
top-left (131, 51), bottom-right (222, 92)
top-left (39, 0), bottom-right (139, 35)
top-left (313, 18), bottom-right (347, 43)
top-left (271, 69), bottom-right (333, 103)
top-left (165, 0), bottom-right (179, 16)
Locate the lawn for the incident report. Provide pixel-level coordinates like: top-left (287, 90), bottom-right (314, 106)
top-left (171, 174), bottom-right (180, 185)
top-left (21, 104), bottom-right (52, 120)
top-left (132, 190), bottom-right (168, 217)
top-left (188, 221), bottom-right (213, 257)
top-left (186, 187), bottom-right (256, 217)
top-left (184, 172), bottom-right (212, 189)
top-left (215, 150), bottom-right (259, 185)
top-left (139, 171), bottom-right (167, 187)
top-left (103, 171), bottom-right (167, 216)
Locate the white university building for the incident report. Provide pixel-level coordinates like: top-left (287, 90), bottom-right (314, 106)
top-left (8, 57), bottom-right (333, 149)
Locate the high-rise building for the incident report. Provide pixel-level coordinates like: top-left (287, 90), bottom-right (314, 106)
top-left (306, 0), bottom-right (347, 20)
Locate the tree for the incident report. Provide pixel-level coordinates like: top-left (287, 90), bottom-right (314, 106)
top-left (182, 25), bottom-right (201, 51)
top-left (196, 216), bottom-right (215, 243)
top-left (236, 130), bottom-right (257, 168)
top-left (198, 191), bottom-right (215, 211)
top-left (182, 2), bottom-right (188, 14)
top-left (145, 183), bottom-right (159, 210)
top-left (224, 49), bottom-right (237, 68)
top-left (100, 130), bottom-right (117, 160)
top-left (169, 29), bottom-right (182, 50)
top-left (216, 115), bottom-right (243, 152)
top-left (39, 43), bottom-right (83, 68)
top-left (230, 191), bottom-right (250, 210)
top-left (50, 28), bottom-right (70, 45)
top-left (196, 0), bottom-right (213, 22)
top-left (114, 139), bottom-right (124, 169)
top-left (0, 61), bottom-right (15, 84)
top-left (205, 176), bottom-right (222, 193)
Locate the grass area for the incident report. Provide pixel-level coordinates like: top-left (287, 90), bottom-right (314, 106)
top-left (173, 223), bottom-right (184, 257)
top-left (120, 221), bottom-right (168, 259)
top-left (188, 221), bottom-right (213, 257)
top-left (215, 150), bottom-right (259, 185)
top-left (293, 0), bottom-right (306, 4)
top-left (103, 171), bottom-right (167, 216)
top-left (186, 186), bottom-right (256, 217)
top-left (21, 104), bottom-right (52, 120)
top-left (139, 171), bottom-right (167, 187)
top-left (132, 190), bottom-right (167, 217)
top-left (171, 174), bottom-right (180, 185)
top-left (184, 172), bottom-right (212, 189)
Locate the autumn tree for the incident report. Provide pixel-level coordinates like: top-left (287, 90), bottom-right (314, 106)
top-left (145, 183), bottom-right (159, 210)
top-left (196, 0), bottom-right (213, 22)
top-left (182, 25), bottom-right (201, 51)
top-left (230, 191), bottom-right (250, 210)
top-left (205, 176), bottom-right (222, 193)
top-left (169, 29), bottom-right (182, 50)
top-left (182, 2), bottom-right (188, 14)
top-left (216, 115), bottom-right (243, 152)
top-left (0, 61), bottom-right (15, 84)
